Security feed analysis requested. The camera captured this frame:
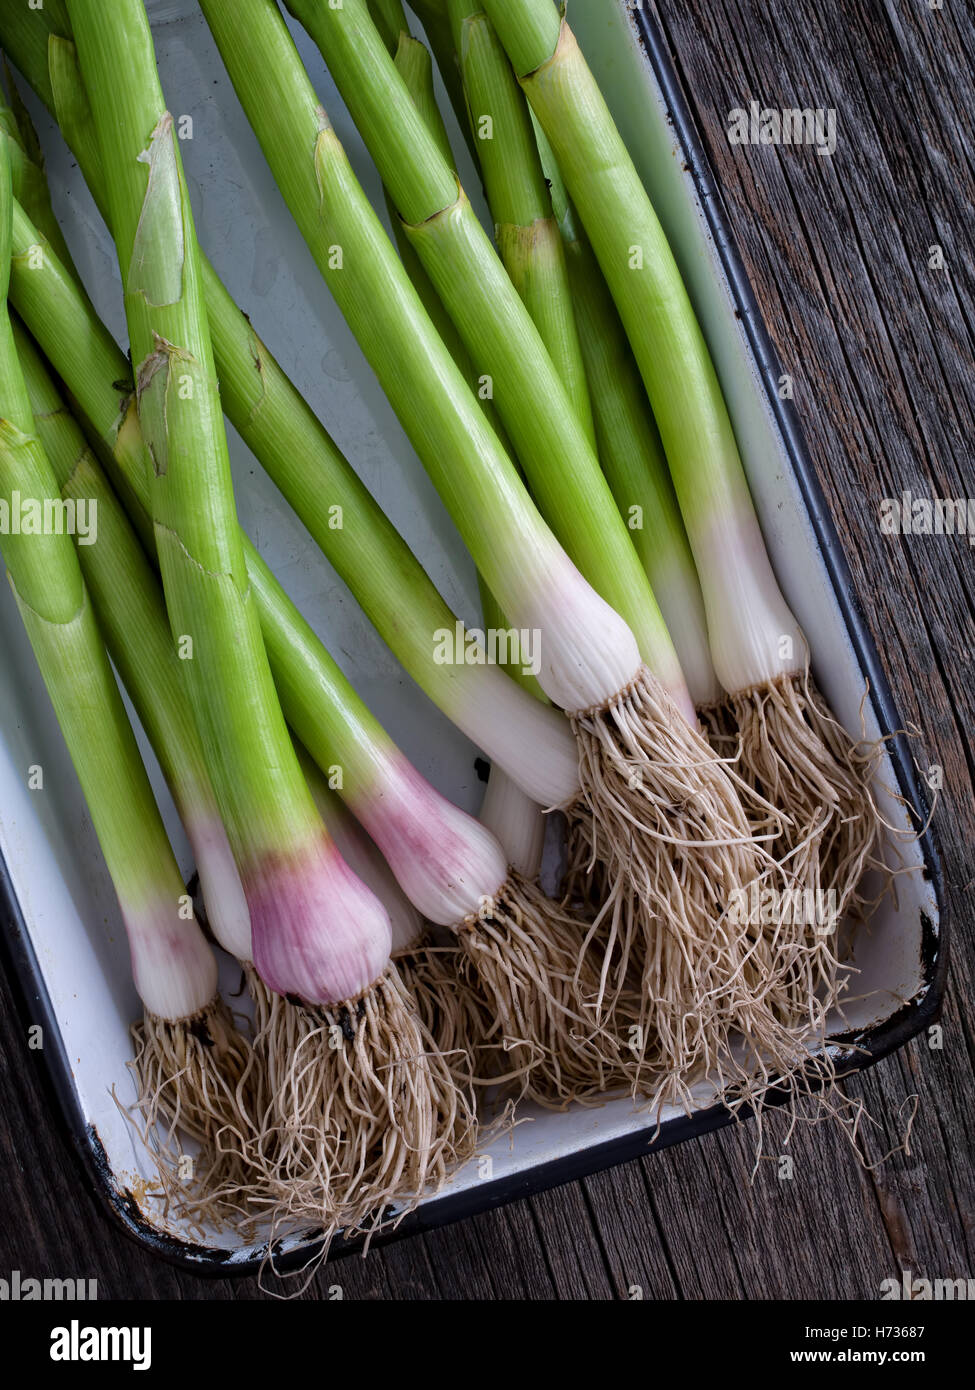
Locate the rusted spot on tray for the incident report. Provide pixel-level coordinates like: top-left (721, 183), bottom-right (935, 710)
top-left (87, 1125), bottom-right (233, 1262)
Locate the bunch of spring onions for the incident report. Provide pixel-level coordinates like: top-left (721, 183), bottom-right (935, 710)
top-left (28, 2), bottom-right (623, 1107)
top-left (0, 0), bottom-right (890, 1254)
top-left (199, 0), bottom-right (802, 1115)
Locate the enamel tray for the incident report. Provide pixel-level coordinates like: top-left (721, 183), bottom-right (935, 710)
top-left (0, 0), bottom-right (945, 1276)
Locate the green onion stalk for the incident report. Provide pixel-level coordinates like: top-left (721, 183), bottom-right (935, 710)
top-left (477, 755), bottom-right (546, 878)
top-left (537, 131), bottom-right (721, 715)
top-left (66, 0), bottom-right (393, 1000)
top-left (204, 0), bottom-right (773, 1102)
top-left (443, 1), bottom-right (656, 1025)
top-left (447, 0), bottom-right (594, 447)
top-left (341, 15), bottom-right (575, 852)
top-left (0, 140), bottom-right (253, 1221)
top-left (399, 38), bottom-right (571, 892)
top-left (385, 7), bottom-right (563, 881)
top-left (379, 15), bottom-right (549, 884)
top-left (404, 0), bottom-right (477, 164)
top-left (7, 201), bottom-right (622, 1125)
top-left (485, 0), bottom-right (883, 1085)
top-left (566, 220), bottom-right (846, 1049)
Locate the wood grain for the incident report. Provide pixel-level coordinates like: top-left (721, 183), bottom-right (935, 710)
top-left (0, 0), bottom-right (971, 1299)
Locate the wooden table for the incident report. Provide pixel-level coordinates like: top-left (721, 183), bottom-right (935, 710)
top-left (1, 0), bottom-right (971, 1299)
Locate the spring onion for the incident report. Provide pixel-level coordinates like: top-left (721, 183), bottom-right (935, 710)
top-left (68, 0), bottom-right (394, 1010)
top-left (376, 13), bottom-right (550, 883)
top-left (447, 0), bottom-right (593, 445)
top-left (537, 135), bottom-right (721, 711)
top-left (0, 140), bottom-right (253, 1218)
top-left (12, 323), bottom-right (254, 963)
